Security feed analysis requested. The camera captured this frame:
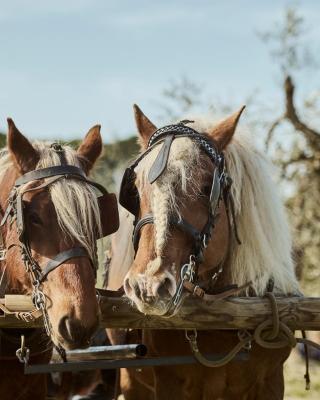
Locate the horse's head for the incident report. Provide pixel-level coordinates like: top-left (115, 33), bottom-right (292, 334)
top-left (0, 119), bottom-right (117, 349)
top-left (122, 105), bottom-right (245, 315)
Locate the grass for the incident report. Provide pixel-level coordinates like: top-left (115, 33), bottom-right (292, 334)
top-left (284, 350), bottom-right (320, 399)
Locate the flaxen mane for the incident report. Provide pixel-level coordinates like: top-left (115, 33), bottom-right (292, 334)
top-left (0, 143), bottom-right (101, 259)
top-left (111, 117), bottom-right (299, 295)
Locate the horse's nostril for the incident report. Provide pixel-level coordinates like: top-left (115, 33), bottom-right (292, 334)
top-left (145, 296), bottom-right (154, 304)
top-left (58, 315), bottom-right (97, 348)
top-left (124, 278), bottom-right (141, 299)
top-left (124, 278), bottom-right (132, 295)
top-left (58, 315), bottom-right (74, 341)
top-left (157, 277), bottom-right (172, 297)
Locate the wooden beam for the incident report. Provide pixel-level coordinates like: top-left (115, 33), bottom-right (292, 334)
top-left (1, 295), bottom-right (320, 330)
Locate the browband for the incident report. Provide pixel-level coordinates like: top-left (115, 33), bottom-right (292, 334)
top-left (15, 165), bottom-right (86, 187)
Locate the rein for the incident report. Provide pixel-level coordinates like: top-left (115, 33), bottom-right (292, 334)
top-left (119, 121), bottom-right (243, 315)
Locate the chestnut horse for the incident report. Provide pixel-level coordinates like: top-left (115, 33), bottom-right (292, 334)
top-left (107, 105), bottom-right (300, 399)
top-left (0, 119), bottom-right (118, 400)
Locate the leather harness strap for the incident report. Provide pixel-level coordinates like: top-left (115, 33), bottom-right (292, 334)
top-left (39, 247), bottom-right (89, 283)
top-left (183, 280), bottom-right (252, 301)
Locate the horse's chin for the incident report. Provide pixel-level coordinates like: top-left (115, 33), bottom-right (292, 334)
top-left (131, 298), bottom-right (180, 317)
top-left (51, 333), bottom-right (90, 351)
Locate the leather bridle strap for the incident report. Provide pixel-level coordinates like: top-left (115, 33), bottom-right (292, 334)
top-left (183, 280), bottom-right (252, 301)
top-left (133, 214), bottom-right (154, 252)
top-left (133, 212), bottom-right (214, 265)
top-left (15, 165), bottom-right (86, 186)
top-left (38, 247), bottom-right (89, 283)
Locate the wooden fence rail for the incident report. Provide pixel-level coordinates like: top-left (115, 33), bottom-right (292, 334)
top-left (1, 294), bottom-right (320, 330)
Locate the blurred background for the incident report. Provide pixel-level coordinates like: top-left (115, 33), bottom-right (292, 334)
top-left (0, 1), bottom-right (319, 398)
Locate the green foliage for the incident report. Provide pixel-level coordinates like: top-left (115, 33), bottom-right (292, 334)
top-left (0, 132), bottom-right (6, 148)
top-left (92, 136), bottom-right (139, 191)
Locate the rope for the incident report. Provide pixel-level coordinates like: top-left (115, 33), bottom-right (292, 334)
top-left (186, 292), bottom-right (320, 391)
top-left (186, 329), bottom-right (251, 368)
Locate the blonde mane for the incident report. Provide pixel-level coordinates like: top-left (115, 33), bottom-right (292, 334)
top-left (113, 117), bottom-right (299, 295)
top-left (0, 143), bottom-right (101, 259)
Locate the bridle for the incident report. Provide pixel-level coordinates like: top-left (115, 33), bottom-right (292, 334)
top-left (0, 144), bottom-right (119, 337)
top-left (119, 121), bottom-right (241, 315)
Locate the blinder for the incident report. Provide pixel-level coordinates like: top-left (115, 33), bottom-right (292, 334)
top-left (97, 192), bottom-right (119, 237)
top-left (119, 166), bottom-right (140, 217)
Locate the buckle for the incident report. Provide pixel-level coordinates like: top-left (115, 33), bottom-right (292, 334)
top-left (0, 249), bottom-right (6, 261)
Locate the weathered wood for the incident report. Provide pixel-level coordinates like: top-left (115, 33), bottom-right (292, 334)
top-left (3, 295), bottom-right (34, 311)
top-left (1, 295), bottom-right (320, 330)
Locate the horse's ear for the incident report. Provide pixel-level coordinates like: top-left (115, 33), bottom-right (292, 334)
top-left (7, 118), bottom-right (39, 173)
top-left (208, 106), bottom-right (246, 150)
top-left (77, 125), bottom-right (103, 174)
top-left (133, 104), bottom-right (157, 148)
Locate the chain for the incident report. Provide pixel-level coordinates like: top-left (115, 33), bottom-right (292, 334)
top-left (32, 283), bottom-right (52, 336)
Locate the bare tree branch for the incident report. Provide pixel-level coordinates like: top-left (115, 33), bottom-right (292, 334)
top-left (281, 152), bottom-right (314, 169)
top-left (265, 115), bottom-right (284, 150)
top-left (284, 75), bottom-right (320, 150)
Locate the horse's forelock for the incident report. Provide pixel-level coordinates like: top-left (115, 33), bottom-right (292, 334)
top-left (33, 142), bottom-right (101, 260)
top-left (135, 137), bottom-right (203, 255)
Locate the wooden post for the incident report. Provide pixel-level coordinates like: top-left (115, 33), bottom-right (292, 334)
top-left (1, 295), bottom-right (320, 330)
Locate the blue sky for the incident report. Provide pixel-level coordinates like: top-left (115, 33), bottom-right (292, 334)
top-left (0, 0), bottom-right (319, 142)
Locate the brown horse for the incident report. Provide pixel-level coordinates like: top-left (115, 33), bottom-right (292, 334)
top-left (107, 105), bottom-right (300, 399)
top-left (0, 119), bottom-right (118, 399)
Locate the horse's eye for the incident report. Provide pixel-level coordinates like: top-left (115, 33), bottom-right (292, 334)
top-left (29, 213), bottom-right (42, 226)
top-left (202, 185), bottom-right (212, 197)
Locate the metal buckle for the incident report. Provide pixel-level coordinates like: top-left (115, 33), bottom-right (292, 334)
top-left (211, 266), bottom-right (223, 283)
top-left (16, 335), bottom-right (30, 365)
top-left (173, 255), bottom-right (196, 306)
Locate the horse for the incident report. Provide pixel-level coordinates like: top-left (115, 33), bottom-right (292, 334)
top-left (0, 119), bottom-right (119, 400)
top-left (107, 105), bottom-right (300, 399)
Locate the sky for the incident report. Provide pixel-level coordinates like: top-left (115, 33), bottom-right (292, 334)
top-left (0, 0), bottom-right (319, 142)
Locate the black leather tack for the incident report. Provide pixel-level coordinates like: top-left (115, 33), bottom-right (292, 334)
top-left (148, 135), bottom-right (174, 184)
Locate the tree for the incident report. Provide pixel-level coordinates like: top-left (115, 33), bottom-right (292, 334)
top-left (261, 7), bottom-right (320, 295)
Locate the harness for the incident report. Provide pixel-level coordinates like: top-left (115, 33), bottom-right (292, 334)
top-left (0, 144), bottom-right (119, 338)
top-left (119, 121), bottom-right (243, 314)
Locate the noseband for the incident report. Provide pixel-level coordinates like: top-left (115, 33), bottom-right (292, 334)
top-left (0, 145), bottom-right (119, 336)
top-left (119, 121), bottom-right (241, 314)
